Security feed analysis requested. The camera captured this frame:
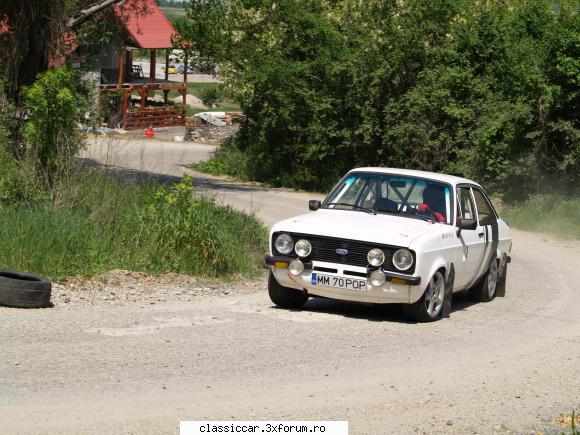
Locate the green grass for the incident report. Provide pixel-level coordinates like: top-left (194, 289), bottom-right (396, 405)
top-left (160, 6), bottom-right (186, 22)
top-left (167, 83), bottom-right (241, 113)
top-left (187, 104), bottom-right (242, 116)
top-left (0, 172), bottom-right (266, 282)
top-left (191, 143), bottom-right (252, 181)
top-left (503, 195), bottom-right (580, 239)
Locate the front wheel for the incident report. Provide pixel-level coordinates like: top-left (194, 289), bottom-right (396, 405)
top-left (403, 270), bottom-right (445, 322)
top-left (268, 270), bottom-right (308, 309)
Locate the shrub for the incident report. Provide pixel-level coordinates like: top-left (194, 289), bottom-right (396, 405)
top-left (0, 171), bottom-right (267, 281)
top-left (23, 67), bottom-right (89, 188)
top-left (192, 140), bottom-right (251, 181)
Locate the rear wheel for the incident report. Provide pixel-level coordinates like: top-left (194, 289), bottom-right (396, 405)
top-left (403, 270), bottom-right (445, 322)
top-left (268, 270), bottom-right (308, 309)
top-left (470, 259), bottom-right (499, 302)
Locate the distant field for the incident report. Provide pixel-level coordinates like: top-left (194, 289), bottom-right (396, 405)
top-left (160, 6), bottom-right (187, 22)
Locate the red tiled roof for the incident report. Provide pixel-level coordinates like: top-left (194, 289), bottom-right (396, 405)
top-left (115, 0), bottom-right (176, 49)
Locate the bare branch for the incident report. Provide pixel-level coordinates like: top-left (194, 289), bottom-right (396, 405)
top-left (66, 0), bottom-right (127, 29)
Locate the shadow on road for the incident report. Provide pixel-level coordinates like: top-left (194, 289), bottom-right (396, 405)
top-left (79, 157), bottom-right (271, 194)
top-left (269, 290), bottom-right (481, 324)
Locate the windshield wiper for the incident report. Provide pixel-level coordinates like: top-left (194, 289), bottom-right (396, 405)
top-left (326, 202), bottom-right (376, 215)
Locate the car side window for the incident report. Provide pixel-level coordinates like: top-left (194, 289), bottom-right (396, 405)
top-left (472, 188), bottom-right (497, 226)
top-left (457, 187), bottom-right (476, 222)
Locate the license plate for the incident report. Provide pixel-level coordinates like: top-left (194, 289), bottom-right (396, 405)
top-left (311, 273), bottom-right (367, 292)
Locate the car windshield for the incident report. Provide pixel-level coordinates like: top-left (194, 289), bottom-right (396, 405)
top-left (323, 172), bottom-right (453, 224)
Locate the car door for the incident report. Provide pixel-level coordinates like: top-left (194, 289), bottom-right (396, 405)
top-left (454, 185), bottom-right (486, 290)
top-left (468, 187), bottom-right (500, 286)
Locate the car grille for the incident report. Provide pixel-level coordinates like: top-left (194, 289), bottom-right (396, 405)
top-left (272, 232), bottom-right (416, 274)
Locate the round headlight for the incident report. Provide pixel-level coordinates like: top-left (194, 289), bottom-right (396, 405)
top-left (275, 233), bottom-right (293, 254)
top-left (367, 248), bottom-right (385, 267)
top-left (289, 259), bottom-right (304, 276)
top-left (369, 270), bottom-right (386, 287)
top-left (393, 248), bottom-right (413, 271)
top-left (295, 239), bottom-right (312, 257)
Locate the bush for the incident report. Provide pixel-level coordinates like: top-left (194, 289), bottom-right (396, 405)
top-left (0, 84), bottom-right (44, 208)
top-left (200, 85), bottom-right (222, 108)
top-left (139, 175), bottom-right (264, 274)
top-left (23, 67), bottom-right (89, 188)
top-left (192, 140), bottom-right (251, 181)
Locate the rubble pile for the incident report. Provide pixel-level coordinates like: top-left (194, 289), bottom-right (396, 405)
top-left (185, 111), bottom-right (244, 144)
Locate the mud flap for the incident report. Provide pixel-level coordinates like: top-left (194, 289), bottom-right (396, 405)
top-left (496, 254), bottom-right (508, 297)
top-left (442, 264), bottom-right (455, 318)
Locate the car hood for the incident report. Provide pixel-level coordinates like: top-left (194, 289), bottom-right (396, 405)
top-left (271, 209), bottom-right (444, 248)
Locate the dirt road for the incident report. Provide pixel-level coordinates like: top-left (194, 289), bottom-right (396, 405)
top-left (79, 136), bottom-right (323, 226)
top-left (0, 137), bottom-right (578, 434)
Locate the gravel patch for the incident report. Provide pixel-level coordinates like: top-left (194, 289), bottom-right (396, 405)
top-left (51, 269), bottom-right (266, 309)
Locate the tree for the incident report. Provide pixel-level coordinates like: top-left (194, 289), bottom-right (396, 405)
top-left (0, 0), bottom-right (147, 101)
top-left (178, 0), bottom-right (579, 195)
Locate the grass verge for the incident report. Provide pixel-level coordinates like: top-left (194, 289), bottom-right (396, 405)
top-left (191, 142), bottom-right (251, 181)
top-left (0, 172), bottom-right (267, 282)
top-left (503, 195), bottom-right (580, 239)
top-left (168, 83), bottom-right (241, 113)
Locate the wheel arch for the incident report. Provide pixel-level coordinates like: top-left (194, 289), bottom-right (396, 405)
top-left (409, 260), bottom-right (448, 304)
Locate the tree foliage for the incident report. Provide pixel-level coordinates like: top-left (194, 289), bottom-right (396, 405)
top-left (179, 0), bottom-right (579, 196)
top-left (23, 67), bottom-right (89, 187)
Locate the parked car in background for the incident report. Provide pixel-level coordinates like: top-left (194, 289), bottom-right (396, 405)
top-left (266, 168), bottom-right (512, 322)
top-left (177, 64), bottom-right (193, 74)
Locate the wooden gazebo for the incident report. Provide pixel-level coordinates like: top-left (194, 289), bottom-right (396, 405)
top-left (98, 0), bottom-right (187, 129)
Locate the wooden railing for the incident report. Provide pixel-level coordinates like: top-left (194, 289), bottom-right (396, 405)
top-left (123, 108), bottom-right (186, 130)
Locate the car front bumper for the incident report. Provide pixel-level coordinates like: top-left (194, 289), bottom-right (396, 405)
top-left (266, 255), bottom-right (421, 304)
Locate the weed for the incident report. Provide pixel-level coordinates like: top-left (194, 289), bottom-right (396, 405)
top-left (192, 141), bottom-right (251, 181)
top-left (503, 195), bottom-right (580, 239)
top-left (0, 170), bottom-right (267, 282)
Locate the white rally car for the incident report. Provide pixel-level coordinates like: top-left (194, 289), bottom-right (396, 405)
top-left (266, 168), bottom-right (512, 322)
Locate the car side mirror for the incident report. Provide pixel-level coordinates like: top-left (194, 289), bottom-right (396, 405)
top-left (309, 200), bottom-right (321, 211)
top-left (456, 217), bottom-right (477, 236)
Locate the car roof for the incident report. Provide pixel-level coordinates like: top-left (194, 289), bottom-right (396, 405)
top-left (350, 167), bottom-right (481, 188)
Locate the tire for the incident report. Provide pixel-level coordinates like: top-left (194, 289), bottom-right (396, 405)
top-left (469, 258), bottom-right (499, 302)
top-left (0, 269), bottom-right (52, 308)
top-left (268, 270), bottom-right (308, 309)
top-left (403, 270), bottom-right (445, 322)
top-left (496, 256), bottom-right (508, 298)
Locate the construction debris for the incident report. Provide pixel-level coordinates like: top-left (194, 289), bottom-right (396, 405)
top-left (185, 112), bottom-right (244, 144)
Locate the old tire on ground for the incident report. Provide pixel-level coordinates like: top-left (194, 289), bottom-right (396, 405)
top-left (403, 270), bottom-right (446, 322)
top-left (268, 270), bottom-right (308, 309)
top-left (469, 258), bottom-right (499, 302)
top-left (0, 270), bottom-right (52, 308)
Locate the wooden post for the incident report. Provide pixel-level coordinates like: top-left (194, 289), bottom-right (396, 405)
top-left (150, 49), bottom-right (156, 83)
top-left (117, 50), bottom-right (125, 88)
top-left (122, 90), bottom-right (129, 128)
top-left (183, 53), bottom-right (188, 85)
top-left (181, 85), bottom-right (187, 116)
top-left (98, 89), bottom-right (105, 125)
top-left (140, 86), bottom-right (147, 109)
top-left (165, 50), bottom-right (169, 81)
top-left (125, 49), bottom-right (133, 82)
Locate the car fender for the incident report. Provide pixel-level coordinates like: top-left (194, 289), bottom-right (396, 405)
top-left (409, 254), bottom-right (450, 304)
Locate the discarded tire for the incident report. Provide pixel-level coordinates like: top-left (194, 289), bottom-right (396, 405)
top-left (0, 269), bottom-right (52, 308)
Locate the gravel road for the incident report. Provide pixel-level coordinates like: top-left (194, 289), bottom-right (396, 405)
top-left (0, 137), bottom-right (578, 434)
